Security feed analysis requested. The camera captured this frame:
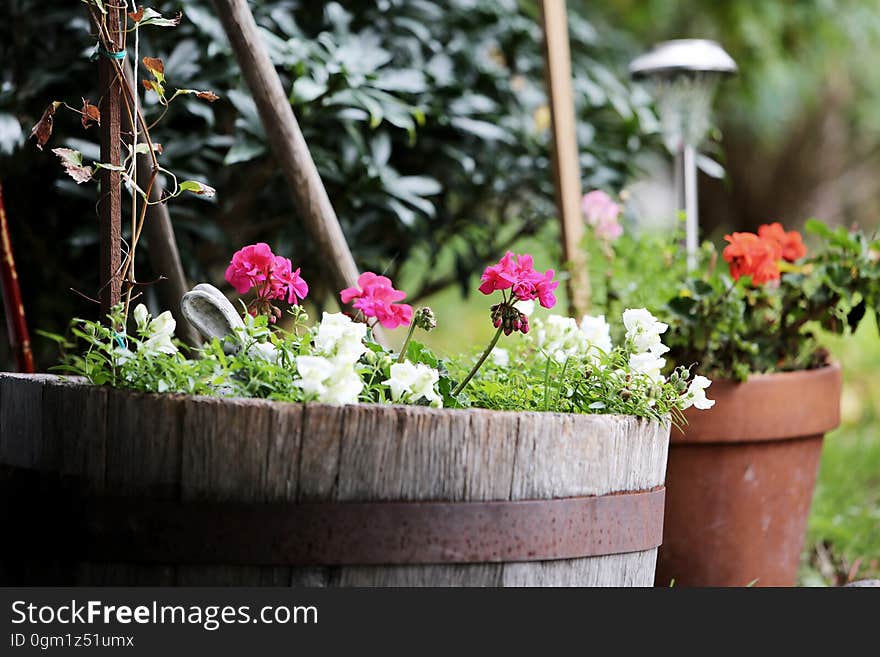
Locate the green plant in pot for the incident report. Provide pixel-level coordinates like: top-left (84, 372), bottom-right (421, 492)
top-left (582, 189), bottom-right (880, 587)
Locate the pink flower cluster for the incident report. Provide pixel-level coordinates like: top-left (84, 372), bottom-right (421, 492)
top-left (340, 272), bottom-right (413, 329)
top-left (225, 243), bottom-right (308, 320)
top-left (478, 252), bottom-right (558, 309)
top-left (581, 190), bottom-right (623, 241)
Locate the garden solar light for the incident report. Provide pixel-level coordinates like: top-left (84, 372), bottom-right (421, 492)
top-left (630, 39), bottom-right (737, 269)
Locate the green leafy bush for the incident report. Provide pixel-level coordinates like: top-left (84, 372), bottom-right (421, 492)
top-left (590, 218), bottom-right (880, 380)
top-left (0, 0), bottom-right (658, 368)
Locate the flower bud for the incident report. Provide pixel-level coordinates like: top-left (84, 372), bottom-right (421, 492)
top-left (414, 307), bottom-right (436, 332)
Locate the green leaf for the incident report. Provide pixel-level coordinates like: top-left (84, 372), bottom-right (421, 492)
top-left (805, 218), bottom-right (833, 238)
top-left (405, 340), bottom-right (438, 368)
top-left (449, 117), bottom-right (511, 142)
top-left (847, 299), bottom-right (867, 331)
top-left (179, 180), bottom-right (216, 198)
top-left (137, 9), bottom-right (183, 28)
top-left (224, 140), bottom-right (265, 165)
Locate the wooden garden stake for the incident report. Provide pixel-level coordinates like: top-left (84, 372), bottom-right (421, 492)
top-left (97, 5), bottom-right (123, 322)
top-left (0, 180), bottom-right (35, 373)
top-left (539, 0), bottom-right (590, 317)
top-left (211, 0), bottom-right (388, 343)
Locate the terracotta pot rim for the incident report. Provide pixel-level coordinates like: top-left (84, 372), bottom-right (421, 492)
top-left (714, 361), bottom-right (840, 384)
top-left (676, 361), bottom-right (841, 444)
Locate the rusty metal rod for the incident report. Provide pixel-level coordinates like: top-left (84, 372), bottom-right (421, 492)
top-left (0, 180), bottom-right (35, 373)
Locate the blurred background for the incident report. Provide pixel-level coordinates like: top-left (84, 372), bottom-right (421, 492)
top-left (0, 0), bottom-right (877, 583)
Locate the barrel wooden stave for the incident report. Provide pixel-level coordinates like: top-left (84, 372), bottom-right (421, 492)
top-left (0, 373), bottom-right (669, 586)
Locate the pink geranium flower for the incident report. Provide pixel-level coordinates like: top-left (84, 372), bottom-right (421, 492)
top-left (340, 272), bottom-right (413, 329)
top-left (271, 255), bottom-right (309, 305)
top-left (478, 251), bottom-right (517, 295)
top-left (581, 190), bottom-right (623, 241)
top-left (225, 242), bottom-right (275, 294)
top-left (225, 243), bottom-right (309, 321)
top-left (479, 252), bottom-right (557, 309)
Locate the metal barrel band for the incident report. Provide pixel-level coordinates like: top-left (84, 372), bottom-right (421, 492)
top-left (0, 466), bottom-right (665, 566)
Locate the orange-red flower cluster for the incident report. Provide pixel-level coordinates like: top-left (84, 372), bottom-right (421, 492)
top-left (722, 223), bottom-right (807, 285)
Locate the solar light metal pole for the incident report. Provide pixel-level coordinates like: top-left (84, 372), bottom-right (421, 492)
top-left (630, 40), bottom-right (737, 270)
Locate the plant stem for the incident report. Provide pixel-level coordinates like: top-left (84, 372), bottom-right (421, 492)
top-left (396, 319), bottom-right (417, 363)
top-left (542, 357), bottom-right (552, 411)
top-left (453, 325), bottom-right (503, 396)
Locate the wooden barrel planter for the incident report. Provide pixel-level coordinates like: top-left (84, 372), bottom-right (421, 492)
top-left (1, 373), bottom-right (670, 587)
top-left (656, 364), bottom-right (842, 587)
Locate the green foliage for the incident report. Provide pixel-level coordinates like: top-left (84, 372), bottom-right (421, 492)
top-left (49, 300), bottom-right (700, 422)
top-left (0, 0), bottom-right (657, 369)
top-left (595, 221), bottom-right (880, 380)
top-left (451, 339), bottom-right (689, 423)
top-left (801, 317), bottom-right (880, 585)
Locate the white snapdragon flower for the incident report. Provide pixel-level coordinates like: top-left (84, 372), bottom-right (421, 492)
top-left (629, 351), bottom-right (666, 384)
top-left (533, 314), bottom-right (612, 363)
top-left (490, 347), bottom-right (510, 368)
top-left (534, 315), bottom-right (584, 363)
top-left (383, 361), bottom-right (442, 407)
top-left (314, 312), bottom-right (367, 364)
top-left (133, 303), bottom-right (149, 331)
top-left (294, 355), bottom-right (362, 405)
top-left (579, 314), bottom-right (613, 355)
top-left (132, 305), bottom-right (178, 355)
top-left (623, 308), bottom-right (668, 354)
top-left (680, 375), bottom-right (716, 410)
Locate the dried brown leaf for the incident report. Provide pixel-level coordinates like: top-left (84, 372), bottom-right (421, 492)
top-left (29, 102), bottom-right (59, 151)
top-left (129, 6), bottom-right (144, 22)
top-left (142, 57), bottom-right (164, 79)
top-left (195, 91), bottom-right (220, 102)
top-left (80, 98), bottom-right (101, 130)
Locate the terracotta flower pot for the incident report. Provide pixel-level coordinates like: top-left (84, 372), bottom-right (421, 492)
top-left (655, 363), bottom-right (841, 587)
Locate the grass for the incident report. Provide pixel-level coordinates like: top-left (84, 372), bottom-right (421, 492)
top-left (800, 318), bottom-right (880, 585)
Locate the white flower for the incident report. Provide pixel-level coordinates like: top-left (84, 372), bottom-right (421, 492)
top-left (629, 351), bottom-right (666, 384)
top-left (133, 303), bottom-right (149, 331)
top-left (534, 315), bottom-right (583, 363)
top-left (314, 312), bottom-right (367, 364)
top-left (623, 307), bottom-right (668, 354)
top-left (490, 347), bottom-right (510, 368)
top-left (294, 355), bottom-right (362, 405)
top-left (579, 314), bottom-right (613, 355)
top-left (533, 314), bottom-right (611, 363)
top-left (322, 370), bottom-right (365, 405)
top-left (383, 361), bottom-right (442, 407)
top-left (514, 299), bottom-right (535, 316)
top-left (142, 310), bottom-right (178, 355)
top-left (681, 375), bottom-right (715, 410)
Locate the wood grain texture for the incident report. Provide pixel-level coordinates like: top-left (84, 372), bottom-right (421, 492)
top-left (97, 6), bottom-right (123, 318)
top-left (539, 0), bottom-right (589, 317)
top-left (0, 375), bottom-right (670, 587)
top-left (208, 0), bottom-right (392, 343)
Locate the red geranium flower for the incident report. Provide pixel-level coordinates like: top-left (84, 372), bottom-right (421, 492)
top-left (758, 222), bottom-right (808, 262)
top-left (722, 232), bottom-right (781, 285)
